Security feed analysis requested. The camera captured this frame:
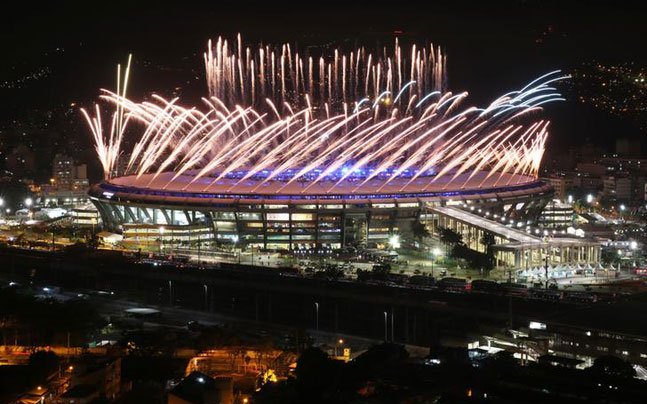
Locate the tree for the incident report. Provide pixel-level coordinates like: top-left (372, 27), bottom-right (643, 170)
top-left (410, 219), bottom-right (430, 247)
top-left (29, 350), bottom-right (60, 381)
top-left (480, 232), bottom-right (496, 271)
top-left (451, 243), bottom-right (493, 272)
top-left (438, 227), bottom-right (462, 256)
top-left (601, 248), bottom-right (620, 266)
top-left (295, 347), bottom-right (336, 398)
top-left (588, 355), bottom-right (636, 381)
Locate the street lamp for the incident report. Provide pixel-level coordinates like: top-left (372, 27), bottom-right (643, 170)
top-left (314, 302), bottom-right (319, 331)
top-left (388, 234), bottom-right (401, 249)
top-left (24, 197), bottom-right (32, 208)
top-left (0, 197), bottom-right (4, 207)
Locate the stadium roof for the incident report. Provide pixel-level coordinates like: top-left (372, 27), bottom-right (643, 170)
top-left (109, 171), bottom-right (538, 196)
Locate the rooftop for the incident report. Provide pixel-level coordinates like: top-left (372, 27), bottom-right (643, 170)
top-left (431, 206), bottom-right (541, 243)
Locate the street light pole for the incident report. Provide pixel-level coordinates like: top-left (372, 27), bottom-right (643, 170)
top-left (203, 284), bottom-right (208, 311)
top-left (314, 302), bottom-right (319, 331)
top-left (383, 311), bottom-right (388, 342)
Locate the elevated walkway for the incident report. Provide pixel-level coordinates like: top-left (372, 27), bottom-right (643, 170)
top-left (429, 206), bottom-right (601, 269)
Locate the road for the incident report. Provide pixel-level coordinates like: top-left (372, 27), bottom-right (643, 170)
top-left (60, 288), bottom-right (430, 358)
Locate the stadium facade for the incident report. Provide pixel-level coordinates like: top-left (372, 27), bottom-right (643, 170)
top-left (89, 171), bottom-right (553, 251)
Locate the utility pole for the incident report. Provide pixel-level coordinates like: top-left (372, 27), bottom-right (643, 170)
top-left (544, 256), bottom-right (549, 289)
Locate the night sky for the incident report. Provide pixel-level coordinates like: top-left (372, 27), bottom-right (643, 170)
top-left (1, 0), bottom-right (646, 179)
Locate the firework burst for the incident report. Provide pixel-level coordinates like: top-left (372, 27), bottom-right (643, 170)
top-left (85, 36), bottom-right (567, 195)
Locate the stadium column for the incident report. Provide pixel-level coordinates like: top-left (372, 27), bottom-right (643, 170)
top-left (262, 210), bottom-right (268, 250)
top-left (141, 206), bottom-right (152, 222)
top-left (161, 208), bottom-right (172, 226)
top-left (110, 204), bottom-right (124, 224)
top-left (514, 250), bottom-right (521, 269)
top-left (366, 208), bottom-right (372, 242)
top-left (95, 201), bottom-right (116, 230)
top-left (208, 211), bottom-right (218, 245)
top-left (203, 211), bottom-right (215, 244)
top-left (389, 204), bottom-right (396, 238)
top-left (123, 206), bottom-right (136, 223)
top-left (182, 210), bottom-right (192, 226)
top-left (233, 211), bottom-right (242, 247)
top-left (289, 205), bottom-right (293, 250)
top-left (315, 205), bottom-right (320, 249)
top-left (340, 210), bottom-right (346, 247)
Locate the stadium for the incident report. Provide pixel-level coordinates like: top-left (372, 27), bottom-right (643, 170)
top-left (87, 36), bottom-right (561, 251)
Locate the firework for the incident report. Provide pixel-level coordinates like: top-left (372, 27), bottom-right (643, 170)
top-left (82, 54), bottom-right (132, 179)
top-left (84, 36), bottom-right (566, 195)
top-left (204, 34), bottom-right (446, 113)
